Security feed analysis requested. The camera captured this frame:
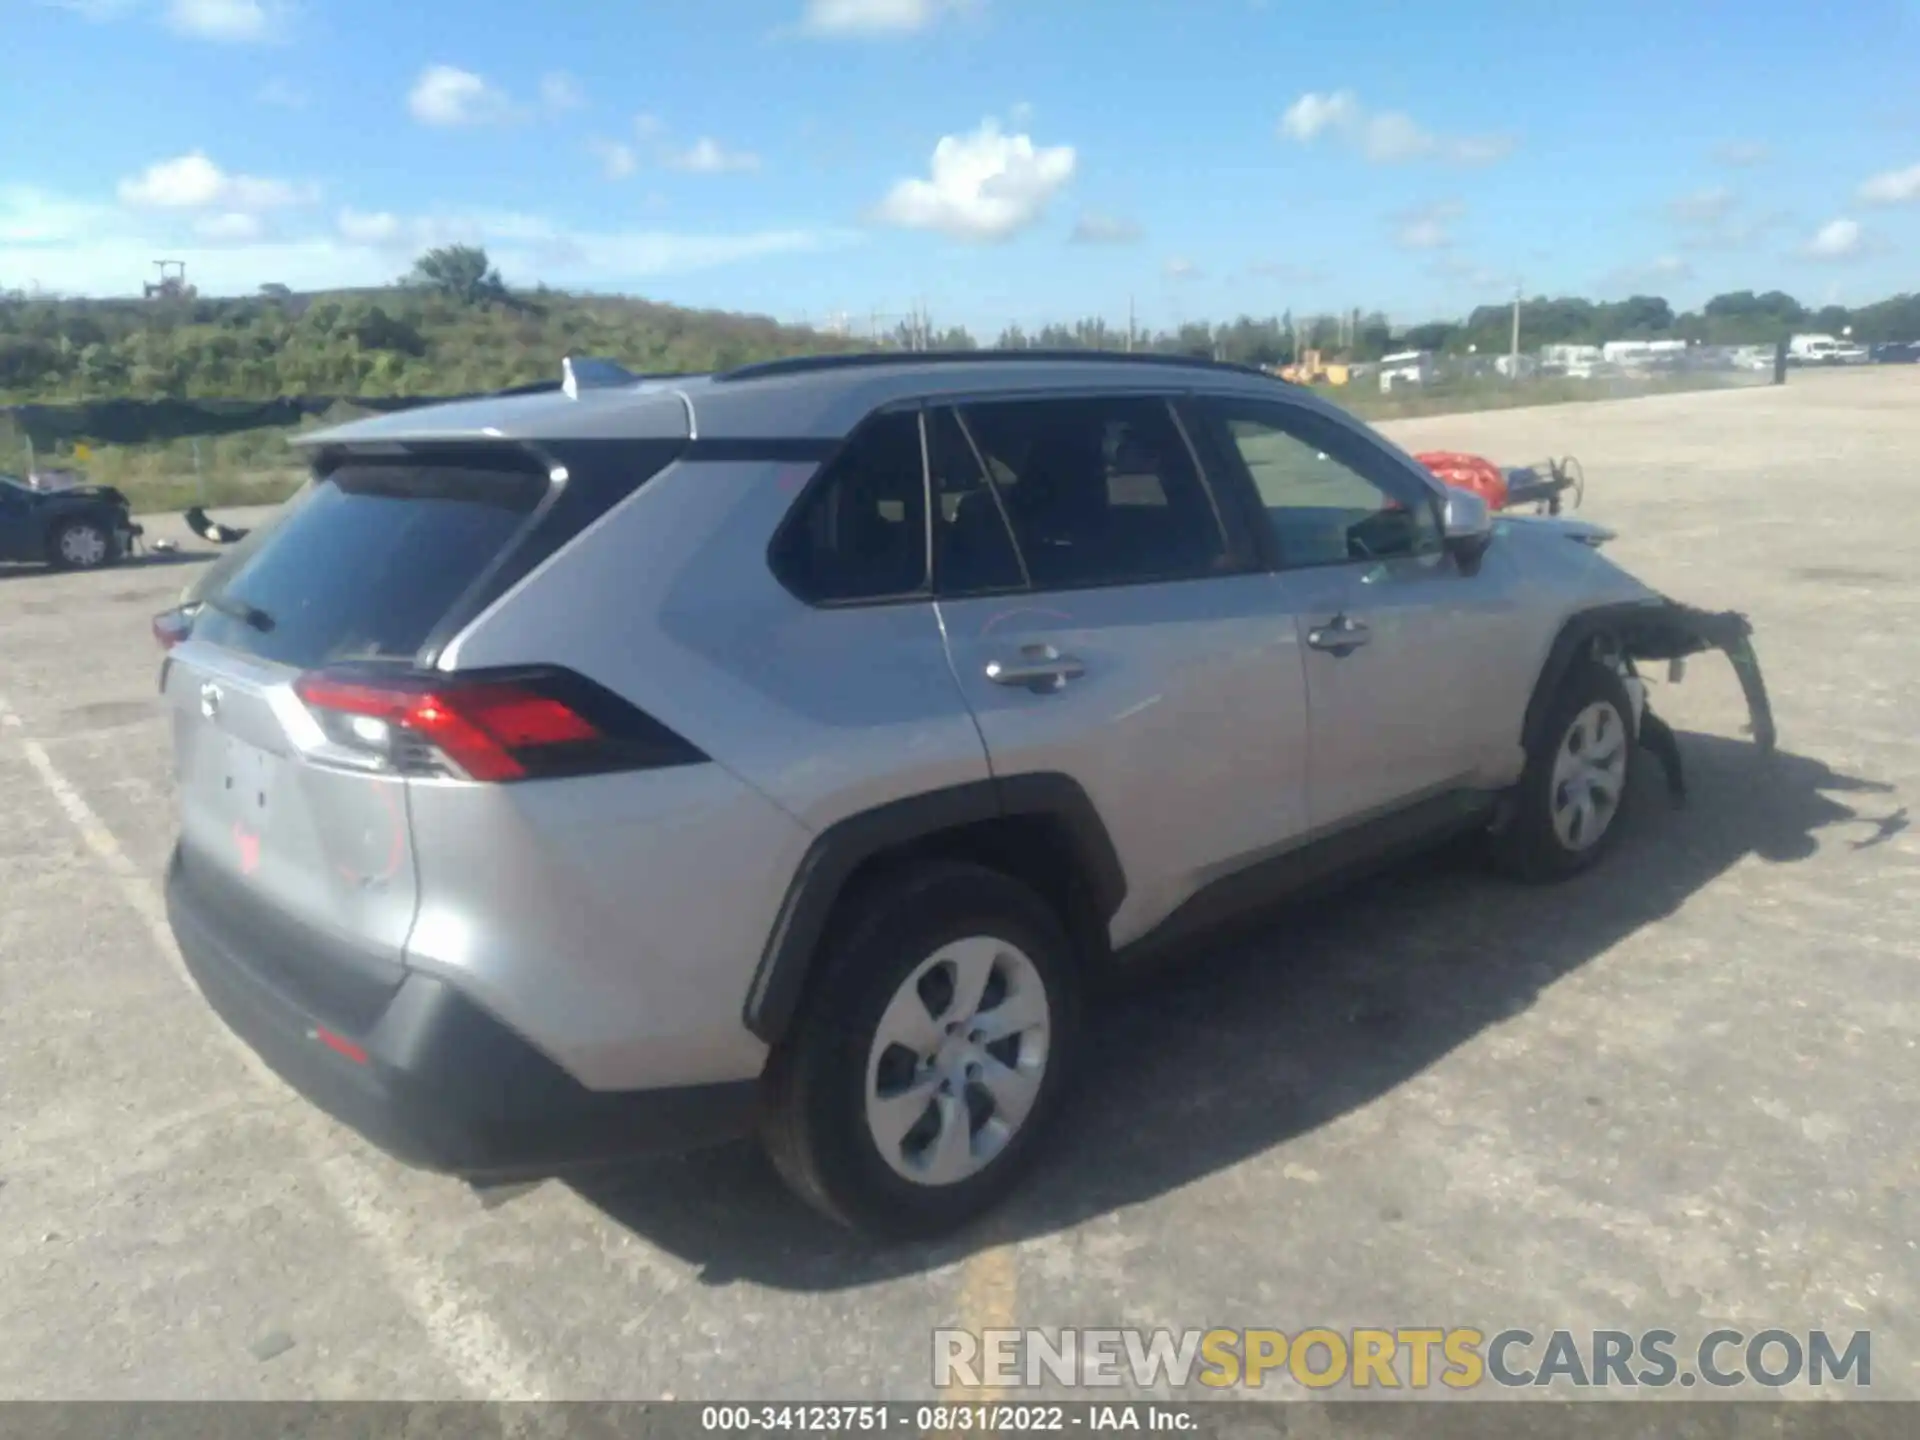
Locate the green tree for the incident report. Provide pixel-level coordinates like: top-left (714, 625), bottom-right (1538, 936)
top-left (407, 245), bottom-right (508, 306)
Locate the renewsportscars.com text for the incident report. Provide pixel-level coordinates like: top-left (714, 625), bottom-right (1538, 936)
top-left (933, 1327), bottom-right (1872, 1392)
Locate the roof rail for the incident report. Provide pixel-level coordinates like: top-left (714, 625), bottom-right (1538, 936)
top-left (714, 348), bottom-right (1282, 384)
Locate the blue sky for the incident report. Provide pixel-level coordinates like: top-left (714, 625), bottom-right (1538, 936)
top-left (6, 0), bottom-right (1919, 335)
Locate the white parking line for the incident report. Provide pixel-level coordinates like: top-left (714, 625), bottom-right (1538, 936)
top-left (0, 695), bottom-right (554, 1402)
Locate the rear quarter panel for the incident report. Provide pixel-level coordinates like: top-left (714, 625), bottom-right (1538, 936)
top-left (426, 456), bottom-right (991, 1090)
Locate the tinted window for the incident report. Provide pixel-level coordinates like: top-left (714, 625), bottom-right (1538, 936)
top-left (770, 410), bottom-right (929, 604)
top-left (958, 396), bottom-right (1229, 590)
top-left (927, 407), bottom-right (1024, 595)
top-left (190, 457), bottom-right (548, 669)
top-left (1207, 403), bottom-right (1441, 568)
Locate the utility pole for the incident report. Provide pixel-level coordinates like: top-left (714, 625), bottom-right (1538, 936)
top-left (1510, 280), bottom-right (1522, 376)
top-left (1126, 296), bottom-right (1135, 353)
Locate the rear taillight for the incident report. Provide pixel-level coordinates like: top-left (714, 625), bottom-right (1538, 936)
top-left (292, 665), bottom-right (705, 783)
top-left (153, 604), bottom-right (196, 650)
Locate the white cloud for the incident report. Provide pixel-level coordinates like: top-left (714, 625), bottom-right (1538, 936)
top-left (0, 186), bottom-right (118, 244)
top-left (1858, 162), bottom-right (1920, 205)
top-left (408, 65), bottom-right (520, 127)
top-left (541, 71), bottom-right (585, 111)
top-left (1665, 186), bottom-right (1789, 253)
top-left (165, 0), bottom-right (273, 42)
top-left (589, 138), bottom-right (639, 180)
top-left (1668, 185), bottom-right (1737, 225)
top-left (194, 211), bottom-right (265, 242)
top-left (1803, 217), bottom-right (1863, 259)
top-left (337, 208), bottom-right (403, 245)
top-left (1163, 256), bottom-right (1200, 280)
top-left (117, 152), bottom-right (315, 211)
top-left (874, 119), bottom-right (1076, 241)
top-left (256, 77), bottom-right (306, 108)
top-left (1279, 91), bottom-right (1356, 141)
top-left (1070, 211), bottom-right (1141, 244)
top-left (799, 0), bottom-right (969, 35)
top-left (664, 137), bottom-right (761, 173)
top-left (1393, 199), bottom-right (1462, 251)
top-left (1280, 90), bottom-right (1513, 165)
top-left (1, 184), bottom-right (862, 296)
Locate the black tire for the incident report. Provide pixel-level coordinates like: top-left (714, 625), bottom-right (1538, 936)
top-left (1489, 658), bottom-right (1638, 883)
top-left (47, 517), bottom-right (117, 571)
top-left (760, 860), bottom-right (1082, 1240)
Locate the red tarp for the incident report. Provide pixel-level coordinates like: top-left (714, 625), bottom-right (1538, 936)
top-left (1414, 451), bottom-right (1509, 510)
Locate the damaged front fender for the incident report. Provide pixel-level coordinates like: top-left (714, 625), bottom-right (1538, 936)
top-left (1525, 597), bottom-right (1778, 805)
top-left (1615, 600), bottom-right (1778, 757)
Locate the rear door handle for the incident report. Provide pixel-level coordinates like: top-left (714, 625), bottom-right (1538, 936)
top-left (986, 644), bottom-right (1086, 692)
top-left (1306, 615), bottom-right (1371, 656)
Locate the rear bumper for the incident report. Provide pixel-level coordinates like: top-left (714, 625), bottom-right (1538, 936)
top-left (164, 846), bottom-right (759, 1182)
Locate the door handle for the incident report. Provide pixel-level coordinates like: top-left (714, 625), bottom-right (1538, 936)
top-left (985, 644), bottom-right (1086, 692)
top-left (1306, 615), bottom-right (1371, 656)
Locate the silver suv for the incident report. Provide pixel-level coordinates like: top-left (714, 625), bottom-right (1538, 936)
top-left (155, 352), bottom-right (1772, 1238)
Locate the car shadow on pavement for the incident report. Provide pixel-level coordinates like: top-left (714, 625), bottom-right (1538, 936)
top-left (573, 731), bottom-right (1896, 1289)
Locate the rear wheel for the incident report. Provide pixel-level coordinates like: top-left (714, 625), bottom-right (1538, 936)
top-left (1490, 658), bottom-right (1637, 882)
top-left (49, 518), bottom-right (116, 570)
top-left (761, 861), bottom-right (1081, 1239)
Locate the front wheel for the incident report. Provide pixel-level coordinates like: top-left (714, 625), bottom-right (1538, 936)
top-left (49, 518), bottom-right (117, 570)
top-left (760, 861), bottom-right (1081, 1239)
top-left (1490, 658), bottom-right (1638, 883)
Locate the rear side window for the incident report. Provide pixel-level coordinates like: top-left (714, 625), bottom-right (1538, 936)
top-left (190, 456), bottom-right (548, 669)
top-left (957, 396), bottom-right (1231, 591)
top-left (770, 410), bottom-right (929, 604)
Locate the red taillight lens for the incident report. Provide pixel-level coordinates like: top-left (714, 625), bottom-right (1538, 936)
top-left (295, 672), bottom-right (598, 782)
top-left (291, 666), bottom-right (699, 783)
top-left (152, 605), bottom-right (195, 650)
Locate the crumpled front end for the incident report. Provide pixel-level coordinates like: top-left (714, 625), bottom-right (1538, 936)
top-left (1625, 599), bottom-right (1777, 775)
top-left (1586, 599), bottom-right (1777, 804)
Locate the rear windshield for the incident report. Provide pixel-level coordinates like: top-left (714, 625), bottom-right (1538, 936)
top-left (190, 457), bottom-right (548, 669)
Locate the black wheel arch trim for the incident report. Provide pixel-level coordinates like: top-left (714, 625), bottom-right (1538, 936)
top-left (1520, 601), bottom-right (1662, 755)
top-left (743, 772), bottom-right (1126, 1045)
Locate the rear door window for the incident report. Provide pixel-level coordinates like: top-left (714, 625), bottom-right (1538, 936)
top-left (189, 455), bottom-right (548, 669)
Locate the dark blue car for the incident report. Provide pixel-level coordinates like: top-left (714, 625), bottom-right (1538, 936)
top-left (0, 473), bottom-right (143, 570)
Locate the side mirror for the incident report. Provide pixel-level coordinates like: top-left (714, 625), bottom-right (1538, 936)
top-left (1441, 486), bottom-right (1494, 571)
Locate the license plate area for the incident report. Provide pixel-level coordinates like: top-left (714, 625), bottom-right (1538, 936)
top-left (218, 731), bottom-right (285, 874)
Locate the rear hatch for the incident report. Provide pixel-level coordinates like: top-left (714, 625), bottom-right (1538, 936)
top-left (160, 449), bottom-right (562, 1029)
